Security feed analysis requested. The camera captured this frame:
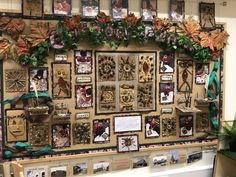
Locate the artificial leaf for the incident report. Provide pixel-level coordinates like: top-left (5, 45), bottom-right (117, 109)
top-left (125, 13), bottom-right (141, 26)
top-left (199, 32), bottom-right (214, 51)
top-left (0, 17), bottom-right (10, 31)
top-left (96, 12), bottom-right (111, 23)
top-left (64, 15), bottom-right (81, 30)
top-left (15, 36), bottom-right (30, 56)
top-left (0, 37), bottom-right (12, 60)
top-left (153, 18), bottom-right (162, 30)
top-left (4, 18), bottom-right (25, 40)
top-left (211, 30), bottom-right (229, 50)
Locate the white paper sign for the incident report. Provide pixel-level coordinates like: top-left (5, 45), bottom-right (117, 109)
top-left (114, 115), bottom-right (141, 133)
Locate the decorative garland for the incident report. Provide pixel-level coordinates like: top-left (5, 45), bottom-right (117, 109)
top-left (0, 13), bottom-right (229, 66)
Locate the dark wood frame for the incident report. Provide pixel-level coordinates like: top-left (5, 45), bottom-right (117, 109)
top-left (81, 0), bottom-right (100, 18)
top-left (199, 2), bottom-right (216, 30)
top-left (74, 50), bottom-right (93, 74)
top-left (22, 0), bottom-right (43, 18)
top-left (117, 134), bottom-right (139, 153)
top-left (144, 115), bottom-right (160, 139)
top-left (169, 0), bottom-right (185, 22)
top-left (28, 67), bottom-right (48, 92)
top-left (159, 82), bottom-right (175, 105)
top-left (111, 0), bottom-right (128, 20)
top-left (159, 51), bottom-right (175, 74)
top-left (93, 119), bottom-right (110, 143)
top-left (52, 0), bottom-right (72, 16)
top-left (195, 62), bottom-right (209, 85)
top-left (51, 123), bottom-right (71, 148)
top-left (179, 115), bottom-right (193, 137)
top-left (75, 84), bottom-right (93, 109)
top-left (141, 0), bottom-right (157, 21)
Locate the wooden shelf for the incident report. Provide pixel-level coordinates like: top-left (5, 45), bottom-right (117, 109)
top-left (176, 106), bottom-right (202, 113)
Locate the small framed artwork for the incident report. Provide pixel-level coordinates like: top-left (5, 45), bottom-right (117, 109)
top-left (159, 51), bottom-right (175, 74)
top-left (187, 150), bottom-right (202, 163)
top-left (159, 82), bottom-right (174, 104)
top-left (114, 115), bottom-right (142, 133)
top-left (199, 2), bottom-right (216, 29)
top-left (22, 0), bottom-right (43, 17)
top-left (81, 0), bottom-right (99, 18)
top-left (196, 113), bottom-right (210, 132)
top-left (195, 63), bottom-right (209, 84)
top-left (93, 161), bottom-right (110, 174)
top-left (75, 85), bottom-right (92, 109)
top-left (177, 60), bottom-right (193, 92)
top-left (73, 163), bottom-right (88, 175)
top-left (152, 155), bottom-right (168, 167)
top-left (141, 0), bottom-right (157, 21)
top-left (169, 0), bottom-right (185, 22)
top-left (162, 117), bottom-right (177, 137)
top-left (50, 166), bottom-right (67, 177)
top-left (93, 119), bottom-right (110, 143)
top-left (5, 70), bottom-right (27, 92)
top-left (145, 115), bottom-right (160, 138)
top-left (74, 50), bottom-right (92, 74)
top-left (24, 167), bottom-right (46, 177)
top-left (6, 109), bottom-right (27, 142)
top-left (117, 134), bottom-right (139, 153)
top-left (73, 122), bottom-right (90, 144)
top-left (29, 67), bottom-right (48, 92)
top-left (179, 115), bottom-right (193, 137)
top-left (132, 156), bottom-right (148, 168)
top-left (111, 0), bottom-right (128, 19)
top-left (53, 0), bottom-right (71, 15)
top-left (52, 124), bottom-right (70, 148)
top-left (29, 123), bottom-right (49, 146)
top-left (52, 62), bottom-right (72, 99)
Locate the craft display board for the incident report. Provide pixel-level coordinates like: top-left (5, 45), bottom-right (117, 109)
top-left (1, 41), bottom-right (222, 158)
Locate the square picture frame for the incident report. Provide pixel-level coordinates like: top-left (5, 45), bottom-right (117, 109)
top-left (73, 122), bottom-right (91, 144)
top-left (29, 123), bottom-right (49, 146)
top-left (81, 0), bottom-right (99, 18)
top-left (52, 62), bottom-right (72, 99)
top-left (5, 109), bottom-right (27, 143)
top-left (141, 0), bottom-right (157, 21)
top-left (29, 67), bottom-right (48, 92)
top-left (22, 0), bottom-right (43, 17)
top-left (159, 82), bottom-right (174, 104)
top-left (75, 84), bottom-right (93, 109)
top-left (74, 50), bottom-right (92, 74)
top-left (179, 115), bottom-right (193, 137)
top-left (5, 69), bottom-right (27, 92)
top-left (145, 115), bottom-right (160, 138)
top-left (93, 119), bottom-right (110, 143)
top-left (53, 0), bottom-right (71, 16)
top-left (117, 134), bottom-right (139, 153)
top-left (111, 0), bottom-right (128, 19)
top-left (159, 51), bottom-right (175, 74)
top-left (199, 2), bottom-right (216, 29)
top-left (114, 115), bottom-right (142, 133)
top-left (195, 63), bottom-right (209, 84)
top-left (52, 124), bottom-right (71, 148)
top-left (169, 0), bottom-right (185, 22)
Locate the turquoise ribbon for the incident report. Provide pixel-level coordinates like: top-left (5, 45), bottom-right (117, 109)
top-left (207, 60), bottom-right (220, 129)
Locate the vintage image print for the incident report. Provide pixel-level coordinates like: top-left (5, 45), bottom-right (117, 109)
top-left (159, 51), bottom-right (175, 74)
top-left (145, 115), bottom-right (160, 138)
top-left (93, 161), bottom-right (109, 174)
top-left (52, 63), bottom-right (71, 99)
top-left (52, 124), bottom-right (70, 148)
top-left (179, 115), bottom-right (193, 137)
top-left (111, 0), bottom-right (128, 19)
top-left (199, 2), bottom-right (216, 29)
top-left (73, 163), bottom-right (88, 175)
top-left (93, 119), bottom-right (110, 143)
top-left (141, 0), bottom-right (157, 21)
top-left (50, 166), bottom-right (67, 177)
top-left (195, 63), bottom-right (209, 84)
top-left (132, 156), bottom-right (148, 168)
top-left (75, 85), bottom-right (92, 109)
top-left (169, 0), bottom-right (185, 22)
top-left (159, 82), bottom-right (174, 104)
top-left (53, 0), bottom-right (71, 15)
top-left (29, 67), bottom-right (48, 92)
top-left (81, 0), bottom-right (99, 17)
top-left (74, 50), bottom-right (92, 74)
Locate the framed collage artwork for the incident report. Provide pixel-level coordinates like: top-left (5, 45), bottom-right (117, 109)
top-left (81, 0), bottom-right (99, 18)
top-left (169, 0), bottom-right (185, 22)
top-left (111, 0), bottom-right (128, 19)
top-left (141, 0), bottom-right (157, 21)
top-left (53, 0), bottom-right (71, 15)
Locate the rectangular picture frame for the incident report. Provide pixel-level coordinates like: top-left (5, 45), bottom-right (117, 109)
top-left (53, 0), bottom-right (71, 16)
top-left (81, 0), bottom-right (99, 18)
top-left (50, 166), bottom-right (67, 177)
top-left (93, 161), bottom-right (110, 174)
top-left (52, 124), bottom-right (71, 148)
top-left (52, 62), bottom-right (72, 99)
top-left (199, 2), bottom-right (216, 29)
top-left (22, 0), bottom-right (43, 17)
top-left (24, 166), bottom-right (46, 177)
top-left (111, 0), bottom-right (128, 19)
top-left (169, 0), bottom-right (185, 22)
top-left (179, 115), bottom-right (193, 137)
top-left (75, 84), bottom-right (93, 109)
top-left (159, 82), bottom-right (174, 104)
top-left (29, 67), bottom-right (48, 92)
top-left (141, 0), bottom-right (157, 21)
top-left (159, 51), bottom-right (175, 74)
top-left (114, 115), bottom-right (142, 133)
top-left (117, 134), bottom-right (139, 153)
top-left (195, 63), bottom-right (209, 84)
top-left (93, 119), bottom-right (110, 143)
top-left (145, 115), bottom-right (160, 138)
top-left (74, 50), bottom-right (92, 74)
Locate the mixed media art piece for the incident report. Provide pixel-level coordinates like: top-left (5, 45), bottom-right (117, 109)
top-left (81, 0), bottom-right (99, 18)
top-left (159, 51), bottom-right (175, 74)
top-left (29, 123), bottom-right (49, 146)
top-left (5, 70), bottom-right (27, 92)
top-left (52, 124), bottom-right (70, 148)
top-left (6, 109), bottom-right (27, 142)
top-left (199, 2), bottom-right (216, 29)
top-left (195, 63), bottom-right (209, 84)
top-left (159, 82), bottom-right (174, 104)
top-left (53, 0), bottom-right (71, 15)
top-left (93, 161), bottom-right (110, 174)
top-left (196, 113), bottom-right (210, 132)
top-left (145, 115), bottom-right (160, 138)
top-left (75, 85), bottom-right (92, 109)
top-left (177, 60), bottom-right (193, 92)
top-left (24, 167), bottom-right (46, 177)
top-left (169, 0), bottom-right (185, 22)
top-left (22, 0), bottom-right (43, 17)
top-left (74, 50), bottom-right (92, 74)
top-left (179, 115), bottom-right (193, 137)
top-left (50, 166), bottom-right (67, 177)
top-left (73, 122), bottom-right (90, 144)
top-left (29, 67), bottom-right (48, 92)
top-left (114, 115), bottom-right (142, 133)
top-left (152, 155), bottom-right (167, 167)
top-left (52, 62), bottom-right (71, 99)
top-left (132, 156), bottom-right (148, 168)
top-left (73, 163), bottom-right (88, 175)
top-left (111, 0), bottom-right (128, 19)
top-left (162, 117), bottom-right (177, 137)
top-left (117, 134), bottom-right (139, 153)
top-left (95, 51), bottom-right (156, 114)
top-left (93, 119), bottom-right (110, 143)
top-left (141, 0), bottom-right (157, 21)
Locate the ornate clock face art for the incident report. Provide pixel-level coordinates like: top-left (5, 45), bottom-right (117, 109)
top-left (5, 70), bottom-right (27, 92)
